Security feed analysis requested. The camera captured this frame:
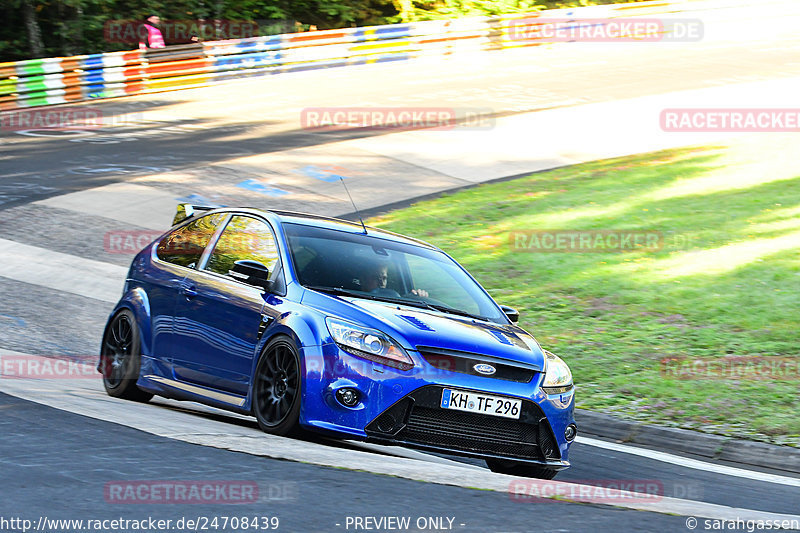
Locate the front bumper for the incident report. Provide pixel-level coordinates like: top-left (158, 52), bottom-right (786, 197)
top-left (364, 385), bottom-right (568, 468)
top-left (299, 343), bottom-right (575, 467)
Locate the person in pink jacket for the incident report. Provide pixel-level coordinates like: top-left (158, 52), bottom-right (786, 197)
top-left (139, 14), bottom-right (166, 49)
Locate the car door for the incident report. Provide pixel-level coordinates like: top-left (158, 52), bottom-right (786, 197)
top-left (170, 214), bottom-right (283, 398)
top-left (146, 212), bottom-right (227, 368)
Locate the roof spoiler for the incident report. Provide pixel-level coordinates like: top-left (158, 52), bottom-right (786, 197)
top-left (172, 203), bottom-right (217, 226)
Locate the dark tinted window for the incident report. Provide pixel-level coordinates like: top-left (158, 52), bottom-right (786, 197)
top-left (205, 216), bottom-right (279, 277)
top-left (284, 223), bottom-right (506, 323)
top-left (156, 213), bottom-right (226, 268)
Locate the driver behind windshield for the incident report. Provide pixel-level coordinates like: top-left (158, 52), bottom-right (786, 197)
top-left (359, 260), bottom-right (428, 298)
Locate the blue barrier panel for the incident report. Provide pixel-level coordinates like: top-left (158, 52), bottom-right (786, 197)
top-left (353, 24), bottom-right (412, 43)
top-left (82, 54), bottom-right (106, 69)
top-left (282, 58), bottom-right (349, 73)
top-left (84, 71), bottom-right (106, 84)
top-left (213, 51), bottom-right (281, 71)
top-left (373, 53), bottom-right (412, 63)
top-left (85, 83), bottom-right (107, 98)
top-left (375, 24), bottom-right (412, 36)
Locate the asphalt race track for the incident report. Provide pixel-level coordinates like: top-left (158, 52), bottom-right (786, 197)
top-left (2, 2), bottom-right (800, 532)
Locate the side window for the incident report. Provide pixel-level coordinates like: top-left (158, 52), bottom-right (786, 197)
top-left (156, 213), bottom-right (226, 268)
top-left (205, 216), bottom-right (279, 278)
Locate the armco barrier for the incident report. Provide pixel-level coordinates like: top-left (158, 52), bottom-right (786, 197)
top-left (0, 0), bottom-right (684, 112)
top-left (0, 50), bottom-right (144, 111)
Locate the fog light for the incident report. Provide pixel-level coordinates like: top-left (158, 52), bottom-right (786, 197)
top-left (336, 388), bottom-right (359, 407)
top-left (565, 424), bottom-right (577, 442)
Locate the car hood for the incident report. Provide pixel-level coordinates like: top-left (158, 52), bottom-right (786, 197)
top-left (304, 290), bottom-right (544, 370)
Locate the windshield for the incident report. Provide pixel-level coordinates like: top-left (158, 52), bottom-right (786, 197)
top-left (283, 223), bottom-right (507, 323)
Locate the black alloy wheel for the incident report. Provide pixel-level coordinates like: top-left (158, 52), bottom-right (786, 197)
top-left (101, 309), bottom-right (153, 402)
top-left (253, 336), bottom-right (303, 436)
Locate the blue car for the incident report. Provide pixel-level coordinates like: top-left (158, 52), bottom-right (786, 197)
top-left (100, 204), bottom-right (576, 478)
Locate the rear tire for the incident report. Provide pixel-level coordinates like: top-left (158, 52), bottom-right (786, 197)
top-left (252, 336), bottom-right (303, 437)
top-left (485, 458), bottom-right (559, 479)
top-left (100, 309), bottom-right (153, 403)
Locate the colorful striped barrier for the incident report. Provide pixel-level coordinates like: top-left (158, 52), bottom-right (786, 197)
top-left (0, 0), bottom-right (685, 112)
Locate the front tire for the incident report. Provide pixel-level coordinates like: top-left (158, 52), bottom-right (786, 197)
top-left (100, 309), bottom-right (153, 402)
top-left (485, 458), bottom-right (559, 479)
top-left (252, 336), bottom-right (303, 437)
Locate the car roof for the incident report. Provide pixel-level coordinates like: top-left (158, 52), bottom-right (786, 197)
top-left (205, 207), bottom-right (439, 250)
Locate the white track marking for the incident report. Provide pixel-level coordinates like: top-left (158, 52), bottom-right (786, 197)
top-left (0, 239), bottom-right (126, 303)
top-left (0, 348), bottom-right (31, 356)
top-left (0, 360), bottom-right (799, 526)
top-left (34, 182), bottom-right (176, 231)
top-left (578, 436), bottom-right (800, 488)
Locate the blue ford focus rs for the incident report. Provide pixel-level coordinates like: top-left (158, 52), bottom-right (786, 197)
top-left (100, 204), bottom-right (576, 478)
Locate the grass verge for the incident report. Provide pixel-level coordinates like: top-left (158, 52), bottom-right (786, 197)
top-left (369, 139), bottom-right (800, 445)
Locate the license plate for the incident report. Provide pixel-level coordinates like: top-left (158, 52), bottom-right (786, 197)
top-left (440, 389), bottom-right (521, 419)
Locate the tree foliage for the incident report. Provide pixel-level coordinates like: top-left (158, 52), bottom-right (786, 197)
top-left (1, 0), bottom-right (647, 61)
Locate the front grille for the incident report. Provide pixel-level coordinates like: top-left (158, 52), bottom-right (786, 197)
top-left (404, 407), bottom-right (542, 458)
top-left (365, 385), bottom-right (559, 461)
top-left (418, 347), bottom-right (537, 383)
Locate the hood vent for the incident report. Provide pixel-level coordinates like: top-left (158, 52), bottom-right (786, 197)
top-left (486, 329), bottom-right (514, 346)
top-left (398, 314), bottom-right (435, 332)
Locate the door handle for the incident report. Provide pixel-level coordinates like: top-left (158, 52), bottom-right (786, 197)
top-left (181, 285), bottom-right (198, 299)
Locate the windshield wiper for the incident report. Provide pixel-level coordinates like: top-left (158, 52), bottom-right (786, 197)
top-left (305, 286), bottom-right (484, 320)
top-left (305, 286), bottom-right (373, 299)
top-left (419, 302), bottom-right (486, 321)
top-left (305, 286), bottom-right (430, 309)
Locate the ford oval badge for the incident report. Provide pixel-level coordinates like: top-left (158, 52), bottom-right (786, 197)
top-left (473, 363), bottom-right (496, 376)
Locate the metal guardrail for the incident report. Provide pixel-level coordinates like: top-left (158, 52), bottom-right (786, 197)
top-left (0, 1), bottom-right (682, 112)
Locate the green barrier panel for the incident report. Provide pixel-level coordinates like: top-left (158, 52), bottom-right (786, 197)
top-left (15, 59), bottom-right (48, 76)
top-left (16, 95), bottom-right (50, 107)
top-left (18, 77), bottom-right (48, 94)
top-left (0, 78), bottom-right (16, 96)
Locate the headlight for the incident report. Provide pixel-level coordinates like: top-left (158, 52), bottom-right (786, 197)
top-left (541, 350), bottom-right (573, 395)
top-left (326, 317), bottom-right (414, 371)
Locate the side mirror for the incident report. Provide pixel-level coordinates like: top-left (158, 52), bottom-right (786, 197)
top-left (501, 305), bottom-right (519, 324)
top-left (230, 260), bottom-right (271, 290)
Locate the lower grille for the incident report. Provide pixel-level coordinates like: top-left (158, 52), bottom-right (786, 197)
top-left (405, 406), bottom-right (542, 458)
top-left (538, 420), bottom-right (558, 458)
top-left (365, 385), bottom-right (560, 461)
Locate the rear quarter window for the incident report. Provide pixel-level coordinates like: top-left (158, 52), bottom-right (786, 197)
top-left (156, 213), bottom-right (226, 268)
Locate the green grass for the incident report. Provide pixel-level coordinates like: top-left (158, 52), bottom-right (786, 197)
top-left (369, 142), bottom-right (800, 445)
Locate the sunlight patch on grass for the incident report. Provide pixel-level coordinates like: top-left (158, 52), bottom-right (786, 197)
top-left (647, 162), bottom-right (800, 202)
top-left (748, 213), bottom-right (800, 235)
top-left (631, 230), bottom-right (800, 279)
top-left (751, 203), bottom-right (800, 223)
